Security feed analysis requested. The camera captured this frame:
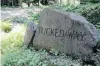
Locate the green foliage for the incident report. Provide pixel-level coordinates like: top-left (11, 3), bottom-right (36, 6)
top-left (81, 0), bottom-right (100, 4)
top-left (95, 22), bottom-right (100, 29)
top-left (22, 0), bottom-right (34, 3)
top-left (0, 21), bottom-right (12, 33)
top-left (1, 47), bottom-right (60, 66)
top-left (52, 3), bottom-right (100, 29)
top-left (1, 32), bottom-right (23, 53)
top-left (66, 4), bottom-right (100, 26)
top-left (28, 12), bottom-right (39, 24)
top-left (1, 24), bottom-right (26, 54)
top-left (22, 0), bottom-right (39, 6)
top-left (2, 48), bottom-right (47, 66)
top-left (12, 16), bottom-right (29, 23)
top-left (1, 21), bottom-right (54, 66)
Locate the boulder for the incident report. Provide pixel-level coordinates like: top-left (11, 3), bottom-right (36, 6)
top-left (28, 8), bottom-right (99, 58)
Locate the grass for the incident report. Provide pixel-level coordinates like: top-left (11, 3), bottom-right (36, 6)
top-left (0, 21), bottom-right (12, 33)
top-left (1, 23), bottom-right (26, 54)
top-left (2, 48), bottom-right (49, 66)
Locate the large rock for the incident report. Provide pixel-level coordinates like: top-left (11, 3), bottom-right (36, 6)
top-left (33, 8), bottom-right (99, 57)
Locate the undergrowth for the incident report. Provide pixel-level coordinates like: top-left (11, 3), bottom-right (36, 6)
top-left (51, 3), bottom-right (100, 29)
top-left (0, 21), bottom-right (12, 33)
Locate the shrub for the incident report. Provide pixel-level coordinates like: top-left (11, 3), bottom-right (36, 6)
top-left (1, 32), bottom-right (23, 54)
top-left (95, 22), bottom-right (100, 29)
top-left (1, 22), bottom-right (12, 33)
top-left (1, 47), bottom-right (81, 66)
top-left (1, 48), bottom-right (49, 66)
top-left (1, 47), bottom-right (61, 66)
top-left (28, 12), bottom-right (39, 24)
top-left (52, 3), bottom-right (100, 29)
top-left (67, 4), bottom-right (100, 26)
top-left (12, 16), bottom-right (29, 23)
top-left (1, 24), bottom-right (26, 54)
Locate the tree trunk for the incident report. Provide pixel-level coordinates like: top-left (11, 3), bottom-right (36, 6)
top-left (27, 2), bottom-right (30, 7)
top-left (12, 0), bottom-right (14, 6)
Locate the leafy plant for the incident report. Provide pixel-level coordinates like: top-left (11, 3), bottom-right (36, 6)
top-left (12, 16), bottom-right (29, 23)
top-left (95, 22), bottom-right (100, 29)
top-left (28, 12), bottom-right (39, 24)
top-left (1, 32), bottom-right (23, 53)
top-left (1, 24), bottom-right (26, 54)
top-left (52, 3), bottom-right (100, 29)
top-left (1, 22), bottom-right (12, 33)
top-left (1, 47), bottom-right (58, 66)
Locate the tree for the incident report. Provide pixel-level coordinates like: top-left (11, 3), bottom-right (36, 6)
top-left (22, 0), bottom-right (50, 6)
top-left (54, 0), bottom-right (80, 5)
top-left (40, 0), bottom-right (49, 5)
top-left (81, 0), bottom-right (100, 4)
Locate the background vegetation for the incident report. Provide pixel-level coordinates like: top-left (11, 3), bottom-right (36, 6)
top-left (52, 3), bottom-right (100, 29)
top-left (1, 0), bottom-right (100, 66)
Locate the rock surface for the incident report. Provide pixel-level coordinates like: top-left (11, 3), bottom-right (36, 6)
top-left (24, 22), bottom-right (37, 46)
top-left (31, 8), bottom-right (98, 58)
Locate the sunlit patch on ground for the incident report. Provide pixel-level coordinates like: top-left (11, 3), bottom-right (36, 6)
top-left (1, 8), bottom-right (41, 20)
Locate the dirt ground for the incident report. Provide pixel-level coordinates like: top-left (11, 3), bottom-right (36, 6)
top-left (1, 7), bottom-right (41, 20)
